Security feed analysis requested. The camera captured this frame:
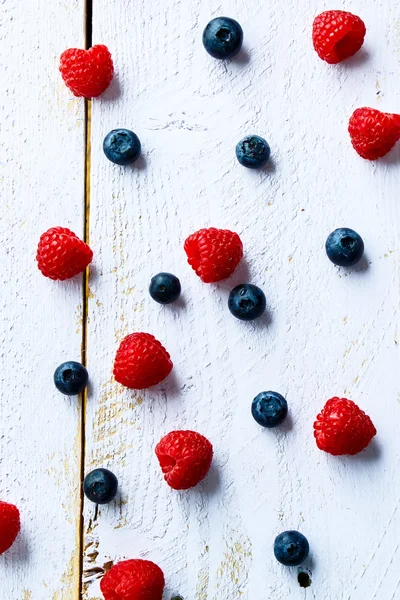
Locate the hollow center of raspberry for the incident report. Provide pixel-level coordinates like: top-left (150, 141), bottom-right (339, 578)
top-left (216, 27), bottom-right (232, 42)
top-left (160, 454), bottom-right (176, 473)
top-left (341, 236), bottom-right (355, 250)
top-left (334, 30), bottom-right (360, 59)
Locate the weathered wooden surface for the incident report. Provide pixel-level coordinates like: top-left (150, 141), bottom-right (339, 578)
top-left (2, 0), bottom-right (400, 598)
top-left (0, 1), bottom-right (85, 598)
top-left (83, 1), bottom-right (400, 599)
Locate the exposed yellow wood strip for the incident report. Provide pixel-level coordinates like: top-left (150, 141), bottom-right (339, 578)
top-left (79, 96), bottom-right (92, 598)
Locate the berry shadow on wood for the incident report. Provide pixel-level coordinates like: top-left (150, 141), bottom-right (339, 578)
top-left (217, 258), bottom-right (252, 292)
top-left (168, 294), bottom-right (187, 311)
top-left (231, 46), bottom-right (251, 66)
top-left (100, 74), bottom-right (121, 101)
top-left (338, 47), bottom-right (370, 69)
top-left (379, 141), bottom-right (400, 166)
top-left (261, 155), bottom-right (276, 175)
top-left (276, 410), bottom-right (294, 434)
top-left (259, 409), bottom-right (293, 436)
top-left (128, 154), bottom-right (147, 171)
top-left (3, 531), bottom-right (30, 564)
top-left (88, 264), bottom-right (101, 285)
top-left (200, 462), bottom-right (220, 498)
top-left (84, 379), bottom-right (94, 401)
top-left (241, 155), bottom-right (277, 183)
top-left (299, 555), bottom-right (315, 576)
top-left (347, 438), bottom-right (382, 463)
top-left (343, 254), bottom-right (370, 274)
top-left (248, 304), bottom-right (273, 329)
top-left (160, 368), bottom-right (185, 401)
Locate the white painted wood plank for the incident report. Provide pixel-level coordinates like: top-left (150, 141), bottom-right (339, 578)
top-left (86, 1), bottom-right (400, 598)
top-left (0, 1), bottom-right (85, 598)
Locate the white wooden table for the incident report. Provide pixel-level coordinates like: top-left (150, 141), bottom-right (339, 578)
top-left (1, 1), bottom-right (399, 598)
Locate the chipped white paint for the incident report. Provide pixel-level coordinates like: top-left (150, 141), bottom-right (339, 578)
top-left (2, 0), bottom-right (400, 598)
top-left (0, 0), bottom-right (85, 598)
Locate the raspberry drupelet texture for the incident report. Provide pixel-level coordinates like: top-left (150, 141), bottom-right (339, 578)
top-left (36, 227), bottom-right (93, 280)
top-left (155, 430), bottom-right (213, 490)
top-left (100, 559), bottom-right (165, 600)
top-left (184, 227), bottom-right (243, 283)
top-left (314, 397), bottom-right (376, 456)
top-left (113, 333), bottom-right (173, 390)
top-left (348, 107), bottom-right (400, 160)
top-left (0, 501), bottom-right (20, 555)
top-left (312, 10), bottom-right (366, 64)
top-left (60, 44), bottom-right (114, 98)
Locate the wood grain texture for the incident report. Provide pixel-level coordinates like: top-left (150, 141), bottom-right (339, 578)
top-left (86, 0), bottom-right (400, 598)
top-left (0, 1), bottom-right (85, 598)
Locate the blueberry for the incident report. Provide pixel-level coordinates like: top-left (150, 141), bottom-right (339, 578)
top-left (149, 273), bottom-right (181, 304)
top-left (54, 361), bottom-right (88, 396)
top-left (103, 129), bottom-right (141, 165)
top-left (202, 17), bottom-right (243, 59)
top-left (325, 228), bottom-right (364, 267)
top-left (83, 468), bottom-right (118, 504)
top-left (252, 391), bottom-right (288, 428)
top-left (236, 135), bottom-right (271, 169)
top-left (228, 284), bottom-right (266, 321)
top-left (274, 531), bottom-right (310, 566)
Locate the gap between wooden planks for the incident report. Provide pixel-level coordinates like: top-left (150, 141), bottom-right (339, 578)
top-left (79, 0), bottom-right (93, 596)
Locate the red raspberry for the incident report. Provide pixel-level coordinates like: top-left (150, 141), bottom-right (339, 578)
top-left (348, 107), bottom-right (400, 160)
top-left (0, 501), bottom-right (20, 555)
top-left (36, 227), bottom-right (93, 280)
top-left (100, 559), bottom-right (165, 600)
top-left (59, 45), bottom-right (114, 98)
top-left (312, 11), bottom-right (366, 64)
top-left (155, 430), bottom-right (213, 490)
top-left (113, 333), bottom-right (173, 390)
top-left (184, 227), bottom-right (243, 283)
top-left (314, 397), bottom-right (376, 456)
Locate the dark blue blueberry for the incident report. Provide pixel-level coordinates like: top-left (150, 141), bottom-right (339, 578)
top-left (236, 135), bottom-right (271, 169)
top-left (103, 129), bottom-right (141, 165)
top-left (228, 283), bottom-right (266, 321)
top-left (83, 468), bottom-right (118, 505)
top-left (149, 272), bottom-right (181, 304)
top-left (252, 391), bottom-right (288, 428)
top-left (274, 531), bottom-right (310, 566)
top-left (54, 361), bottom-right (88, 396)
top-left (202, 17), bottom-right (243, 59)
top-left (325, 228), bottom-right (364, 267)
